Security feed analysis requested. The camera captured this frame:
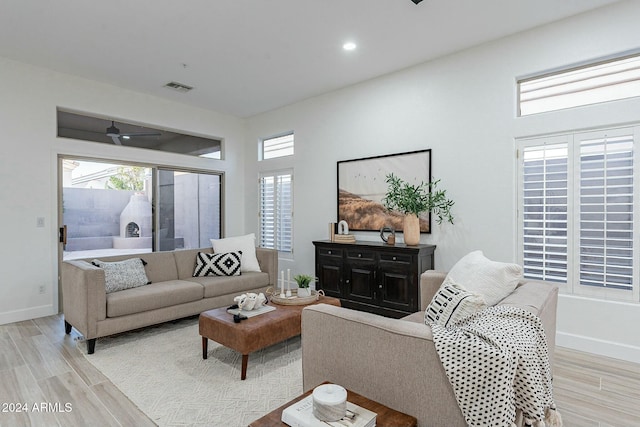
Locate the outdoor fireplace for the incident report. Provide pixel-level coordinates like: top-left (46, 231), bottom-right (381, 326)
top-left (113, 193), bottom-right (152, 249)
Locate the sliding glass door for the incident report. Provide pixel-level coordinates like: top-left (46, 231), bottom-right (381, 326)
top-left (60, 158), bottom-right (222, 260)
top-left (157, 168), bottom-right (221, 251)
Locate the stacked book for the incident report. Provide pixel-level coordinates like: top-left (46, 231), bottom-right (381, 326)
top-left (333, 234), bottom-right (356, 243)
top-left (282, 395), bottom-right (376, 427)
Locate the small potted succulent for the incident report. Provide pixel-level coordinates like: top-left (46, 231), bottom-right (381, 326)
top-left (293, 274), bottom-right (316, 297)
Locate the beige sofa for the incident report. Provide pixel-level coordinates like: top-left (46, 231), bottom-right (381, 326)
top-left (301, 270), bottom-right (559, 427)
top-left (62, 247), bottom-right (277, 354)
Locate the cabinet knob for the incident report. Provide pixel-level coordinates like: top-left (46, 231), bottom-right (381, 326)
top-left (392, 256), bottom-right (397, 261)
top-left (378, 284), bottom-right (382, 289)
top-left (346, 279), bottom-right (350, 284)
top-left (358, 253), bottom-right (362, 258)
top-left (328, 250), bottom-right (332, 255)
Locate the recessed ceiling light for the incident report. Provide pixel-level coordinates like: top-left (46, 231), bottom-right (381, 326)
top-left (343, 42), bottom-right (357, 51)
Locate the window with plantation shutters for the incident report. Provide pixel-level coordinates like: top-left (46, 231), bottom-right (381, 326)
top-left (518, 126), bottom-right (640, 302)
top-left (259, 171), bottom-right (293, 253)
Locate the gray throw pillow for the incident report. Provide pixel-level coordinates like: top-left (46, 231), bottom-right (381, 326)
top-left (92, 258), bottom-right (151, 294)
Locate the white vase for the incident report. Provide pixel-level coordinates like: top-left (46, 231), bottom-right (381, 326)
top-left (297, 287), bottom-right (311, 297)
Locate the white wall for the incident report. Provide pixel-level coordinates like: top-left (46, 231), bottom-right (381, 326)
top-left (0, 57), bottom-right (246, 325)
top-left (245, 1), bottom-right (640, 363)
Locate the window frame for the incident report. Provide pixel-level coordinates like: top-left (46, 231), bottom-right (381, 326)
top-left (517, 52), bottom-right (640, 116)
top-left (260, 132), bottom-right (295, 161)
top-left (517, 125), bottom-right (640, 303)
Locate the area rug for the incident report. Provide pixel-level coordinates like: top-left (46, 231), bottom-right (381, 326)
top-left (77, 317), bottom-right (303, 426)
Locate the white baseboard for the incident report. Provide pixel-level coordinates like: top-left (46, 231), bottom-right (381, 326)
top-left (0, 305), bottom-right (57, 326)
top-left (557, 331), bottom-right (640, 364)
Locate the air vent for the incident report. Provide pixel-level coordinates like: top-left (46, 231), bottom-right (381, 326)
top-left (164, 81), bottom-right (194, 93)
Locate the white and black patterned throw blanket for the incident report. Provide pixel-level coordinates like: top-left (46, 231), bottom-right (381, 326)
top-left (431, 305), bottom-right (561, 427)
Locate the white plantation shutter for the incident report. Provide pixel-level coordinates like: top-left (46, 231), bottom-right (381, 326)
top-left (519, 126), bottom-right (639, 301)
top-left (578, 134), bottom-right (634, 290)
top-left (260, 171), bottom-right (293, 253)
top-left (522, 143), bottom-right (569, 282)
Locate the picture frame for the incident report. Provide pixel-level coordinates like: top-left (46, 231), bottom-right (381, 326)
top-left (337, 149), bottom-right (432, 233)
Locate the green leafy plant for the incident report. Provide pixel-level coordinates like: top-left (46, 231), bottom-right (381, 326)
top-left (382, 173), bottom-right (455, 225)
top-left (293, 274), bottom-right (316, 288)
top-left (108, 166), bottom-right (146, 191)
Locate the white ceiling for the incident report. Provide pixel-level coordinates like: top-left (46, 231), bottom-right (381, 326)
top-left (0, 0), bottom-right (621, 118)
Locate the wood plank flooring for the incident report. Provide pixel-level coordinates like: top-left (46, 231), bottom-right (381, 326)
top-left (1, 314), bottom-right (639, 427)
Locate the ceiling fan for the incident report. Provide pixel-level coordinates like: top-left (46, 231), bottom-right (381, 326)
top-left (106, 121), bottom-right (161, 145)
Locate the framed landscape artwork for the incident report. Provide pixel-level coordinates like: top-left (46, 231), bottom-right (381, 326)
top-left (337, 149), bottom-right (432, 233)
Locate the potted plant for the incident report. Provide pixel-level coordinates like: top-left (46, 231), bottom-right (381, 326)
top-left (293, 274), bottom-right (315, 297)
top-left (382, 173), bottom-right (454, 245)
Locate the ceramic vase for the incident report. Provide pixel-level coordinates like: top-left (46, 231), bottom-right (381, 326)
top-left (297, 287), bottom-right (311, 297)
top-left (403, 213), bottom-right (420, 246)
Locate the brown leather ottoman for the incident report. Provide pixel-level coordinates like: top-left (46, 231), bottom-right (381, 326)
top-left (199, 297), bottom-right (340, 380)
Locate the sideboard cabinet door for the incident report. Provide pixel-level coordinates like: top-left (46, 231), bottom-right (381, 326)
top-left (315, 245), bottom-right (344, 299)
top-left (377, 252), bottom-right (417, 313)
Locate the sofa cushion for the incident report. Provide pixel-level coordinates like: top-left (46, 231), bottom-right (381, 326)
top-left (211, 233), bottom-right (261, 272)
top-left (498, 280), bottom-right (558, 316)
top-left (106, 280), bottom-right (204, 317)
top-left (424, 277), bottom-right (487, 327)
top-left (92, 258), bottom-right (150, 294)
top-left (445, 250), bottom-right (523, 306)
top-left (193, 251), bottom-right (242, 277)
top-left (187, 272), bottom-right (269, 298)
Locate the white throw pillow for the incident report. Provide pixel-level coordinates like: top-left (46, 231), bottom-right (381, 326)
top-left (425, 277), bottom-right (487, 327)
top-left (445, 250), bottom-right (523, 306)
top-left (210, 234), bottom-right (261, 272)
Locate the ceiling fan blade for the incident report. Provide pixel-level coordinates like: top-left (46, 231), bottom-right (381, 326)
top-left (111, 135), bottom-right (122, 145)
top-left (120, 132), bottom-right (162, 137)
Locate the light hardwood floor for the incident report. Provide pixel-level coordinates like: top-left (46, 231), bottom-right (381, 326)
top-left (1, 314), bottom-right (639, 427)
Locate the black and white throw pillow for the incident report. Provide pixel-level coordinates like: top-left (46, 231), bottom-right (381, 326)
top-left (425, 277), bottom-right (487, 327)
top-left (193, 251), bottom-right (242, 277)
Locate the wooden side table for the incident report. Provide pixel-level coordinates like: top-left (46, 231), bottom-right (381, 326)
top-left (249, 383), bottom-right (417, 427)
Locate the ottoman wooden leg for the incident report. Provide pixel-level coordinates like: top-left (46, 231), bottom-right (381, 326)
top-left (241, 354), bottom-right (248, 380)
top-left (202, 337), bottom-right (208, 359)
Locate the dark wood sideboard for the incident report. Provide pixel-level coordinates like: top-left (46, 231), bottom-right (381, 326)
top-left (313, 240), bottom-right (436, 318)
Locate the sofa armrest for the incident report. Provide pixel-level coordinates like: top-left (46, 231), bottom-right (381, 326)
top-left (301, 304), bottom-right (466, 427)
top-left (420, 270), bottom-right (447, 310)
top-left (61, 260), bottom-right (107, 339)
top-left (256, 247), bottom-right (278, 286)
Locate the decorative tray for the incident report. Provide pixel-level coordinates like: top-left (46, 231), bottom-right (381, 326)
top-left (266, 287), bottom-right (326, 306)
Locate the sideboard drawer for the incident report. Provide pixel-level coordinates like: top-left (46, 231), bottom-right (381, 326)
top-left (379, 253), bottom-right (412, 264)
top-left (318, 247), bottom-right (343, 258)
top-left (346, 250), bottom-right (375, 261)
